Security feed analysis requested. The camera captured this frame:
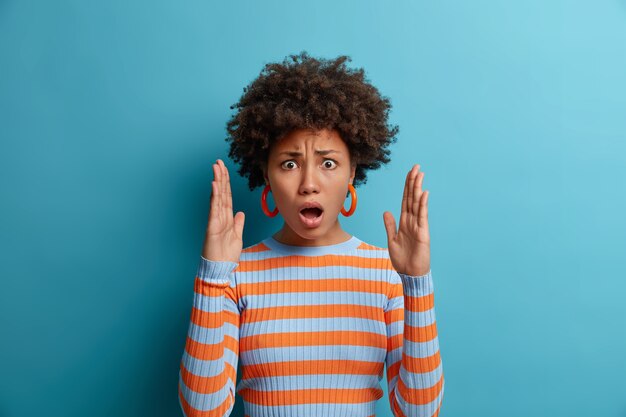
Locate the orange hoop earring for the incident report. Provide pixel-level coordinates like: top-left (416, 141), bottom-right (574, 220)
top-left (341, 184), bottom-right (357, 217)
top-left (261, 184), bottom-right (279, 217)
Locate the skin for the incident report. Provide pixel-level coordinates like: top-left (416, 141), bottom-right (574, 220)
top-left (203, 128), bottom-right (431, 276)
top-left (262, 128), bottom-right (357, 247)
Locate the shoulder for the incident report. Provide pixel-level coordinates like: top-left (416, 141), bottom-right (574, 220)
top-left (354, 238), bottom-right (404, 285)
top-left (354, 238), bottom-right (387, 253)
top-left (241, 240), bottom-right (272, 254)
top-left (353, 239), bottom-right (404, 304)
top-left (352, 238), bottom-right (399, 280)
top-left (353, 237), bottom-right (391, 262)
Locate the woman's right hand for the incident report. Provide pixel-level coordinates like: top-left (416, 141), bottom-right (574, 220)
top-left (201, 159), bottom-right (245, 263)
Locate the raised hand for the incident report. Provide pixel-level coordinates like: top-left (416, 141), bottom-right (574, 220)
top-left (382, 164), bottom-right (431, 277)
top-left (201, 159), bottom-right (246, 263)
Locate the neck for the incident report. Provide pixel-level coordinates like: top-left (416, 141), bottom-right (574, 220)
top-left (273, 219), bottom-right (352, 247)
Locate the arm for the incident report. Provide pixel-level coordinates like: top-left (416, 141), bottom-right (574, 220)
top-left (178, 256), bottom-right (241, 417)
top-left (385, 268), bottom-right (444, 417)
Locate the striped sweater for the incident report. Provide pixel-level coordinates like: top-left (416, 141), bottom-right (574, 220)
top-left (178, 235), bottom-right (445, 417)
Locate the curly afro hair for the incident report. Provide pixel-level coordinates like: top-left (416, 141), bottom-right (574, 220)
top-left (225, 51), bottom-right (399, 191)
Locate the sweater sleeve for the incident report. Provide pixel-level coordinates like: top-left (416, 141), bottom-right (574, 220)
top-left (178, 256), bottom-right (241, 417)
top-left (384, 268), bottom-right (445, 417)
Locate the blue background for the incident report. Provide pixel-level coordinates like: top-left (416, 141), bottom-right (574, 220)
top-left (1, 1), bottom-right (625, 416)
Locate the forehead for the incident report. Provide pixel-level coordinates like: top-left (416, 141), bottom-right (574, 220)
top-left (272, 128), bottom-right (348, 153)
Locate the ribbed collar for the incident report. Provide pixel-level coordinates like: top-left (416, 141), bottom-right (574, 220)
top-left (262, 235), bottom-right (362, 256)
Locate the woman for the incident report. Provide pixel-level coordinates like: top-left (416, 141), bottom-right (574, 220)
top-left (178, 52), bottom-right (444, 417)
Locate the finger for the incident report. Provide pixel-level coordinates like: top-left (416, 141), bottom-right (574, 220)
top-left (407, 165), bottom-right (419, 216)
top-left (413, 171), bottom-right (424, 216)
top-left (234, 211), bottom-right (245, 238)
top-left (399, 169), bottom-right (411, 229)
top-left (401, 170), bottom-right (410, 213)
top-left (419, 190), bottom-right (429, 228)
top-left (218, 162), bottom-right (227, 223)
top-left (209, 180), bottom-right (219, 223)
top-left (221, 160), bottom-right (233, 212)
top-left (210, 180), bottom-right (216, 208)
top-left (383, 211), bottom-right (397, 243)
top-left (220, 160), bottom-right (232, 217)
top-left (213, 162), bottom-right (222, 213)
top-left (217, 159), bottom-right (226, 202)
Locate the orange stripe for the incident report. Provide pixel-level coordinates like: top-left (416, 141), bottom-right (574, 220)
top-left (240, 330), bottom-right (387, 350)
top-left (387, 360), bottom-right (400, 382)
top-left (387, 284), bottom-right (434, 312)
top-left (386, 321), bottom-right (438, 347)
top-left (178, 382), bottom-right (233, 417)
top-left (240, 277), bottom-right (385, 296)
top-left (243, 303), bottom-right (382, 322)
top-left (384, 309), bottom-right (402, 330)
top-left (193, 276), bottom-right (240, 303)
top-left (391, 391), bottom-right (407, 417)
top-left (185, 334), bottom-right (238, 361)
top-left (193, 276), bottom-right (230, 296)
top-left (406, 321), bottom-right (438, 343)
top-left (238, 386), bottom-right (384, 406)
top-left (389, 375), bottom-right (444, 416)
top-left (191, 306), bottom-right (239, 329)
top-left (397, 372), bottom-right (444, 406)
top-left (180, 359), bottom-right (234, 394)
top-left (434, 376), bottom-right (445, 416)
top-left (403, 350), bottom-right (442, 374)
top-left (387, 333), bottom-right (402, 352)
top-left (406, 292), bottom-right (435, 313)
top-left (236, 254), bottom-right (393, 272)
top-left (242, 243), bottom-right (271, 253)
top-left (242, 358), bottom-right (383, 377)
top-left (356, 242), bottom-right (386, 250)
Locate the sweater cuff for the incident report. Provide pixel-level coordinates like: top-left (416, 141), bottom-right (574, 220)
top-left (197, 256), bottom-right (238, 283)
top-left (398, 269), bottom-right (434, 296)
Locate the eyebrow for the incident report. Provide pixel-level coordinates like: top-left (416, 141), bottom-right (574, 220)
top-left (278, 150), bottom-right (340, 157)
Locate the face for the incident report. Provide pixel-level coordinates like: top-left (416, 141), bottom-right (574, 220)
top-left (263, 128), bottom-right (356, 246)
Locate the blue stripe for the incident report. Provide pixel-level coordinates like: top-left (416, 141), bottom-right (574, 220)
top-left (398, 361), bottom-right (444, 389)
top-left (240, 316), bottom-right (386, 335)
top-left (394, 376), bottom-right (445, 416)
top-left (188, 321), bottom-right (238, 344)
top-left (240, 246), bottom-right (390, 261)
top-left (237, 373), bottom-right (382, 390)
top-left (243, 400), bottom-right (379, 417)
top-left (182, 349), bottom-right (238, 378)
top-left (243, 290), bottom-right (386, 308)
top-left (193, 292), bottom-right (240, 313)
top-left (239, 345), bottom-right (386, 364)
top-left (403, 337), bottom-right (441, 358)
top-left (260, 235), bottom-right (363, 256)
top-left (387, 337), bottom-right (440, 360)
top-left (233, 264), bottom-right (389, 282)
top-left (179, 372), bottom-right (232, 412)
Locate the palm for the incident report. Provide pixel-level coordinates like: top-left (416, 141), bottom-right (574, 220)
top-left (383, 164), bottom-right (431, 277)
top-left (203, 159), bottom-right (245, 263)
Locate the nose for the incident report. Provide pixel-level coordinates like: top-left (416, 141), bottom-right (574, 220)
top-left (298, 162), bottom-right (320, 195)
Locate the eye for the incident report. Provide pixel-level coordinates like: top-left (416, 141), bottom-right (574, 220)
top-left (322, 159), bottom-right (338, 169)
top-left (281, 160), bottom-right (298, 170)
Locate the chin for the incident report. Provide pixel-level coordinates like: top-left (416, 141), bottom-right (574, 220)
top-left (291, 222), bottom-right (328, 238)
top-left (295, 228), bottom-right (325, 238)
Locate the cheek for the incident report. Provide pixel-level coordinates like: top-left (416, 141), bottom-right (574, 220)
top-left (268, 185), bottom-right (294, 210)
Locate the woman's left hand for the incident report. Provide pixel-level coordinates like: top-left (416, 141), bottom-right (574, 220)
top-left (382, 164), bottom-right (431, 277)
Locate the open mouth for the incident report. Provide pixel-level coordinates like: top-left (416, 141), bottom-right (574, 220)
top-left (300, 207), bottom-right (323, 219)
top-left (298, 207), bottom-right (324, 228)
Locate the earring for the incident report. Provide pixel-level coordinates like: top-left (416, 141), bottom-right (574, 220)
top-left (341, 184), bottom-right (357, 216)
top-left (261, 184), bottom-right (279, 217)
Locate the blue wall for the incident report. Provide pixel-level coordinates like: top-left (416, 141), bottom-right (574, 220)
top-left (1, 1), bottom-right (625, 416)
